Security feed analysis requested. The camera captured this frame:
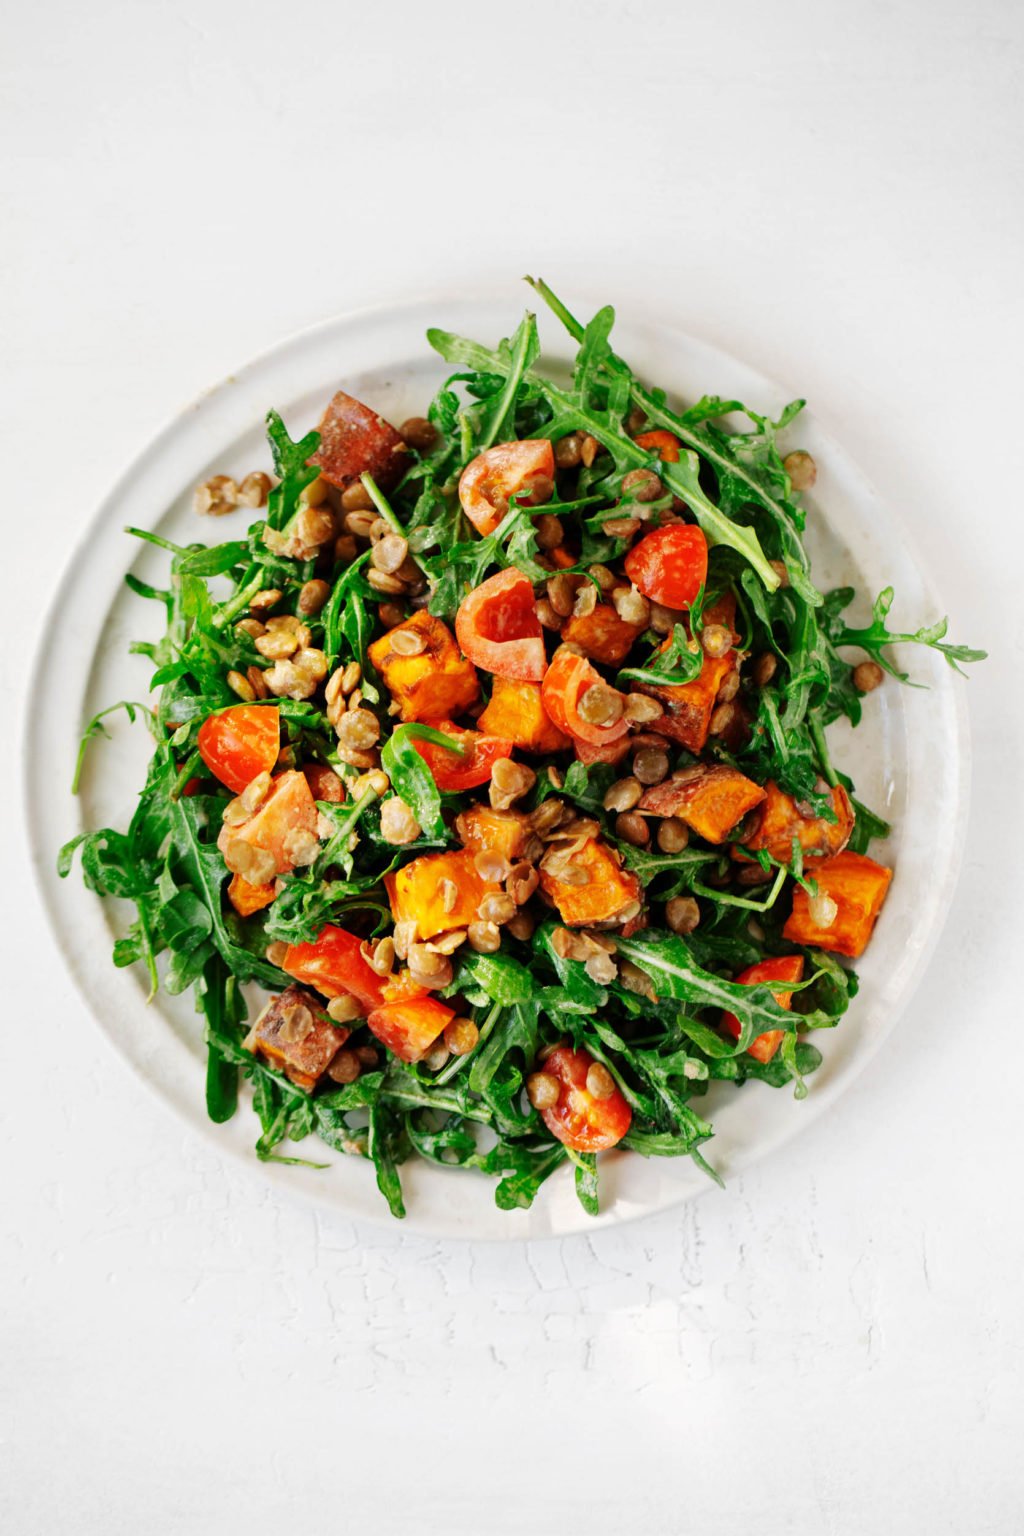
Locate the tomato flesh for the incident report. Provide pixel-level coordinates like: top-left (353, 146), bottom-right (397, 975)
top-left (282, 925), bottom-right (386, 1013)
top-left (538, 1046), bottom-right (632, 1152)
top-left (455, 567), bottom-right (547, 681)
top-left (458, 440), bottom-right (554, 537)
top-left (540, 647), bottom-right (630, 747)
top-left (412, 720), bottom-right (514, 792)
top-left (721, 955), bottom-right (804, 1064)
top-left (197, 704), bottom-right (280, 794)
top-left (625, 524), bottom-right (708, 611)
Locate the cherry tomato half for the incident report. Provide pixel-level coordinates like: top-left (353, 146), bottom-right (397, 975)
top-left (455, 567), bottom-right (547, 682)
top-left (537, 1046), bottom-right (632, 1153)
top-left (458, 439), bottom-right (555, 537)
top-left (624, 524), bottom-right (708, 611)
top-left (282, 925), bottom-right (387, 1013)
top-left (633, 429), bottom-right (681, 463)
top-left (540, 647), bottom-right (630, 748)
top-left (197, 704), bottom-right (280, 794)
top-left (720, 954), bottom-right (804, 1064)
top-left (412, 720), bottom-right (514, 792)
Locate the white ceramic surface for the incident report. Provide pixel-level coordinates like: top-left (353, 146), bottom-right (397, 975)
top-left (26, 295), bottom-right (968, 1240)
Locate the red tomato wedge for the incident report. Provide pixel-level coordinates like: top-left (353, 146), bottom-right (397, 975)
top-left (411, 720), bottom-right (514, 791)
top-left (537, 1046), bottom-right (632, 1152)
top-left (367, 997), bottom-right (454, 1064)
top-left (540, 647), bottom-right (630, 748)
top-left (197, 704), bottom-right (280, 794)
top-left (282, 925), bottom-right (386, 1013)
top-left (720, 955), bottom-right (804, 1064)
top-left (634, 429), bottom-right (681, 463)
top-left (625, 524), bottom-right (708, 611)
top-left (455, 567), bottom-right (547, 681)
top-left (458, 439), bottom-right (555, 537)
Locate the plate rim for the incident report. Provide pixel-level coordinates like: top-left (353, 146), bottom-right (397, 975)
top-left (22, 288), bottom-right (972, 1241)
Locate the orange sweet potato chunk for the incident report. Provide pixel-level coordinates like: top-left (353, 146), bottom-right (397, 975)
top-left (643, 653), bottom-right (736, 753)
top-left (741, 780), bottom-right (854, 864)
top-left (385, 848), bottom-right (500, 940)
top-left (538, 837), bottom-right (641, 926)
top-left (454, 803), bottom-right (533, 865)
top-left (639, 765), bottom-right (766, 845)
top-left (227, 874), bottom-right (277, 917)
top-left (561, 601), bottom-right (643, 666)
top-left (783, 851), bottom-right (893, 958)
top-left (216, 769), bottom-right (318, 875)
top-left (476, 678), bottom-right (571, 754)
top-left (368, 611), bottom-right (479, 723)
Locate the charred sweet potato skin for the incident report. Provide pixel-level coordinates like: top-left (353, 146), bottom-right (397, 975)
top-left (639, 765), bottom-right (766, 844)
top-left (538, 836), bottom-right (641, 926)
top-left (476, 678), bottom-right (570, 754)
top-left (741, 781), bottom-right (855, 864)
top-left (454, 804), bottom-right (533, 864)
top-left (309, 390), bottom-right (408, 490)
top-left (561, 602), bottom-right (644, 667)
top-left (368, 611), bottom-right (479, 723)
top-left (783, 851), bottom-right (893, 957)
top-left (248, 984), bottom-right (350, 1090)
top-left (385, 848), bottom-right (500, 940)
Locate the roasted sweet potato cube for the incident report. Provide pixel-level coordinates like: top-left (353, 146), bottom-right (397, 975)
top-left (216, 769), bottom-right (318, 876)
top-left (561, 601), bottom-right (644, 666)
top-left (385, 848), bottom-right (500, 940)
top-left (476, 678), bottom-right (570, 754)
top-left (367, 997), bottom-right (454, 1064)
top-left (639, 765), bottom-right (766, 845)
top-left (643, 653), bottom-right (736, 753)
top-left (227, 873), bottom-right (277, 917)
top-left (538, 836), bottom-right (641, 926)
top-left (454, 803), bottom-right (533, 864)
top-left (247, 984), bottom-right (350, 1090)
top-left (783, 851), bottom-right (893, 958)
top-left (740, 780), bottom-right (855, 864)
top-left (309, 390), bottom-right (409, 491)
top-left (368, 611), bottom-right (479, 723)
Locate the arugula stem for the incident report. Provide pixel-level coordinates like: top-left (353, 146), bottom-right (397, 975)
top-left (360, 473), bottom-right (429, 578)
top-left (691, 865), bottom-right (788, 912)
top-left (435, 1000), bottom-right (503, 1085)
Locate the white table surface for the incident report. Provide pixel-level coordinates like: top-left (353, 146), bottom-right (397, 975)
top-left (3, 2), bottom-right (1022, 1531)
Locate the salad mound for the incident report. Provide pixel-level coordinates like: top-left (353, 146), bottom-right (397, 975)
top-left (61, 280), bottom-right (984, 1218)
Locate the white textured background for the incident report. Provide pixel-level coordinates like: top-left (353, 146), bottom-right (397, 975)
top-left (3, 2), bottom-right (1023, 1532)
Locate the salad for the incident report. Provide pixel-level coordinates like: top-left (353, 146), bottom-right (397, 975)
top-left (61, 280), bottom-right (984, 1219)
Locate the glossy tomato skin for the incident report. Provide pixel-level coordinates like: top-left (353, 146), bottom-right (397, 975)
top-left (633, 429), bottom-right (681, 463)
top-left (539, 1046), bottom-right (632, 1152)
top-left (458, 440), bottom-right (555, 537)
top-left (455, 567), bottom-right (547, 681)
top-left (720, 955), bottom-right (804, 1064)
top-left (540, 647), bottom-right (630, 747)
top-left (282, 925), bottom-right (386, 1013)
top-left (197, 704), bottom-right (280, 794)
top-left (625, 524), bottom-right (708, 611)
top-left (412, 720), bottom-right (514, 791)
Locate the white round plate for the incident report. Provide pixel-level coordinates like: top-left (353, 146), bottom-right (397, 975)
top-left (25, 291), bottom-right (969, 1240)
